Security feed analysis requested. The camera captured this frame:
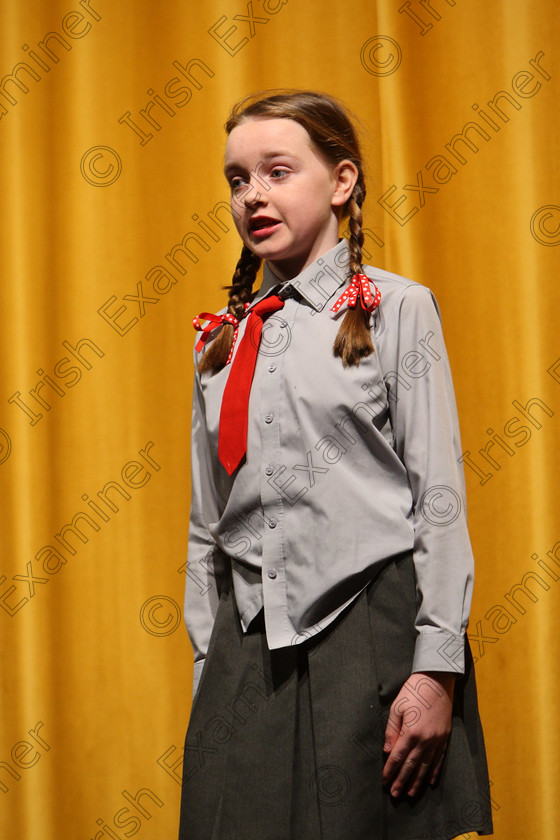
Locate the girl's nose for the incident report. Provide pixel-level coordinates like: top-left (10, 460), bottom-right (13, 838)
top-left (243, 176), bottom-right (267, 207)
top-left (243, 189), bottom-right (264, 208)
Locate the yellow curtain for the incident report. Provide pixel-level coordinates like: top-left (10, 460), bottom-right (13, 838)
top-left (1, 1), bottom-right (558, 837)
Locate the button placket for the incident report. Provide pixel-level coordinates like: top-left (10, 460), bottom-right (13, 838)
top-left (255, 298), bottom-right (297, 643)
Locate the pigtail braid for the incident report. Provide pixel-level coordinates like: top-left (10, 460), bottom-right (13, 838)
top-left (333, 181), bottom-right (375, 366)
top-left (197, 246), bottom-right (262, 374)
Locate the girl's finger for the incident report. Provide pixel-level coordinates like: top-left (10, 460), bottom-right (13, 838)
top-left (389, 750), bottom-right (425, 797)
top-left (405, 757), bottom-right (434, 797)
top-left (429, 738), bottom-right (449, 785)
top-left (382, 744), bottom-right (405, 785)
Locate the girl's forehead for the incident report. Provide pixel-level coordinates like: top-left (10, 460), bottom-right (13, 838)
top-left (224, 117), bottom-right (313, 161)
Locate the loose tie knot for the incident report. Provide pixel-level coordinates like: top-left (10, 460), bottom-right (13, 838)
top-left (248, 294), bottom-right (286, 320)
top-left (330, 273), bottom-right (381, 315)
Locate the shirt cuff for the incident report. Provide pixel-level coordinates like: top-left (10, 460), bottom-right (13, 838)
top-left (411, 631), bottom-right (465, 675)
top-left (192, 659), bottom-right (205, 700)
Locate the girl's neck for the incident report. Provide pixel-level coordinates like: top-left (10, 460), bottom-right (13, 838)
top-left (265, 235), bottom-right (342, 283)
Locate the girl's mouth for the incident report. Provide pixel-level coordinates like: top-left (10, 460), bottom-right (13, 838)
top-left (250, 219), bottom-right (282, 238)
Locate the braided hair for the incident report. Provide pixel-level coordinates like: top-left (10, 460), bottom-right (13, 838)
top-left (198, 89), bottom-right (373, 373)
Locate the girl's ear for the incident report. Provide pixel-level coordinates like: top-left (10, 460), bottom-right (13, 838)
top-left (331, 159), bottom-right (359, 208)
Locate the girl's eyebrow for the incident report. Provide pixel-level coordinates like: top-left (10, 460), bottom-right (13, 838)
top-left (223, 150), bottom-right (297, 176)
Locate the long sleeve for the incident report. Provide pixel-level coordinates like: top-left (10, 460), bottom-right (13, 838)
top-left (184, 348), bottom-right (229, 698)
top-left (379, 283), bottom-right (474, 675)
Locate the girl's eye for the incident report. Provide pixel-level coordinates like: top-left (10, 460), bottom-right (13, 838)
top-left (229, 168), bottom-right (288, 193)
top-left (230, 177), bottom-right (248, 193)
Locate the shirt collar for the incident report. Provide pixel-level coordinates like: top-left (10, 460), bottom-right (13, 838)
top-left (254, 238), bottom-right (351, 312)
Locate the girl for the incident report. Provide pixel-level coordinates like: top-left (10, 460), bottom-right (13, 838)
top-left (179, 89), bottom-right (493, 840)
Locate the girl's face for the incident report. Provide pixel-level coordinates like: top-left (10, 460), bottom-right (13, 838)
top-left (224, 117), bottom-right (357, 282)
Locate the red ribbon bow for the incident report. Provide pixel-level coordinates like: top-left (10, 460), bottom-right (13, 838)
top-left (193, 304), bottom-right (253, 363)
top-left (192, 311), bottom-right (241, 363)
top-left (330, 273), bottom-right (381, 315)
top-left (193, 312), bottom-right (238, 350)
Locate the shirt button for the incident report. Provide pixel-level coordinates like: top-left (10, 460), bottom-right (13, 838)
top-left (279, 322), bottom-right (288, 329)
top-left (268, 518), bottom-right (277, 528)
top-left (268, 364), bottom-right (277, 373)
top-left (265, 465), bottom-right (274, 476)
top-left (264, 413), bottom-right (274, 423)
top-left (268, 569), bottom-right (277, 579)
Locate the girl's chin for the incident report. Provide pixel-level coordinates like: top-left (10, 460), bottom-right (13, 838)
top-left (244, 241), bottom-right (288, 260)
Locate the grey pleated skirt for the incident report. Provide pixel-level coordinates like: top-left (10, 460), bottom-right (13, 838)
top-left (178, 552), bottom-right (493, 840)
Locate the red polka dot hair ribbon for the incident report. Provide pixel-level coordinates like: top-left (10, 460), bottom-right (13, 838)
top-left (193, 306), bottom-right (252, 364)
top-left (330, 273), bottom-right (381, 315)
top-left (193, 312), bottom-right (238, 351)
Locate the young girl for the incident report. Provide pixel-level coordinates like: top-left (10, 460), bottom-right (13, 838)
top-left (179, 89), bottom-right (493, 840)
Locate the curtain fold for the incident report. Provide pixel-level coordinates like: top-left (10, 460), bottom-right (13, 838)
top-left (1, 1), bottom-right (558, 837)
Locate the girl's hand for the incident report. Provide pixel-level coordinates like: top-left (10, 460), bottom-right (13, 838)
top-left (381, 671), bottom-right (455, 798)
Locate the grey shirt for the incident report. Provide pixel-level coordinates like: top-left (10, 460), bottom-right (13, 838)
top-left (185, 238), bottom-right (473, 696)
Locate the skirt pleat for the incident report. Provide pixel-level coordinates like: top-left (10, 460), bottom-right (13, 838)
top-left (178, 552), bottom-right (493, 840)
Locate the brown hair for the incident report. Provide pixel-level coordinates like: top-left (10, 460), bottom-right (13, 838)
top-left (198, 89), bottom-right (374, 373)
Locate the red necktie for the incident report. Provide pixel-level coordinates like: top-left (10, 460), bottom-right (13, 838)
top-left (218, 294), bottom-right (285, 475)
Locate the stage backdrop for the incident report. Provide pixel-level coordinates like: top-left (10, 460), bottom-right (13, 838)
top-left (1, 1), bottom-right (559, 838)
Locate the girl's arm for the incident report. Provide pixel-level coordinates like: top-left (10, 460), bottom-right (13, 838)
top-left (377, 282), bottom-right (473, 796)
top-left (184, 354), bottom-right (228, 700)
top-left (380, 282), bottom-right (474, 674)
